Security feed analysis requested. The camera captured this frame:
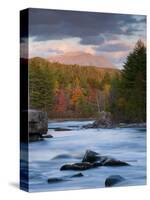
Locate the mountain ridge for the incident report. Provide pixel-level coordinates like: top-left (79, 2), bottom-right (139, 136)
top-left (47, 51), bottom-right (115, 68)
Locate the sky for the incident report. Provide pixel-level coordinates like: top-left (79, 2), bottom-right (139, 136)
top-left (21, 8), bottom-right (146, 68)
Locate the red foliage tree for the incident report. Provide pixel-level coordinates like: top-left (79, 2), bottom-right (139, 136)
top-left (54, 89), bottom-right (66, 113)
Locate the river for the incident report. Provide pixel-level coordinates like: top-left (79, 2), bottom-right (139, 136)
top-left (27, 120), bottom-right (146, 192)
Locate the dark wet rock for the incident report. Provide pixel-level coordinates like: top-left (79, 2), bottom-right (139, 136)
top-left (29, 133), bottom-right (53, 142)
top-left (105, 175), bottom-right (125, 187)
top-left (60, 150), bottom-right (130, 171)
top-left (93, 162), bottom-right (103, 167)
top-left (41, 134), bottom-right (53, 139)
top-left (82, 150), bottom-right (101, 163)
top-left (82, 150), bottom-right (129, 166)
top-left (102, 157), bottom-right (129, 166)
top-left (47, 177), bottom-right (65, 183)
top-left (60, 162), bottom-right (93, 171)
top-left (60, 161), bottom-right (103, 171)
top-left (29, 135), bottom-right (44, 142)
top-left (71, 173), bottom-right (84, 177)
top-left (21, 110), bottom-right (49, 142)
top-left (54, 128), bottom-right (72, 131)
top-left (52, 154), bottom-right (72, 160)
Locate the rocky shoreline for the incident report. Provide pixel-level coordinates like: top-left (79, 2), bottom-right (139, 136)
top-left (82, 111), bottom-right (146, 129)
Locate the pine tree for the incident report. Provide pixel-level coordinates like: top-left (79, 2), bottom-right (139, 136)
top-left (121, 40), bottom-right (146, 122)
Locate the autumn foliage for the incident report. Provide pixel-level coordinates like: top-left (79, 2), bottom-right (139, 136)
top-left (28, 41), bottom-right (146, 122)
top-left (29, 57), bottom-right (118, 118)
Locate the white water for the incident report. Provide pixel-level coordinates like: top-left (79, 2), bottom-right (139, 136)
top-left (28, 120), bottom-right (146, 192)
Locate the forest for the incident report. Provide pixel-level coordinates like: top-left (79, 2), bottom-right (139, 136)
top-left (29, 40), bottom-right (146, 123)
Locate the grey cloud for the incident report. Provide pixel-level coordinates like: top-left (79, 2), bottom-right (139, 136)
top-left (96, 43), bottom-right (131, 52)
top-left (28, 8), bottom-right (146, 44)
top-left (80, 35), bottom-right (105, 45)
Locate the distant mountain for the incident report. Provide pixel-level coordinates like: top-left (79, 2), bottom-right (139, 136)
top-left (47, 51), bottom-right (114, 68)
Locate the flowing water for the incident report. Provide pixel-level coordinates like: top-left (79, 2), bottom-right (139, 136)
top-left (25, 120), bottom-right (146, 192)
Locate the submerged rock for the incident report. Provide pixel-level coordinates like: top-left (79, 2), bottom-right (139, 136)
top-left (71, 173), bottom-right (84, 177)
top-left (54, 128), bottom-right (72, 131)
top-left (47, 173), bottom-right (84, 183)
top-left (42, 134), bottom-right (53, 139)
top-left (105, 175), bottom-right (125, 187)
top-left (52, 154), bottom-right (72, 160)
top-left (47, 177), bottom-right (65, 183)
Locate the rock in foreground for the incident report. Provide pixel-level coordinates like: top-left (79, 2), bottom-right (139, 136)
top-left (105, 175), bottom-right (125, 187)
top-left (60, 150), bottom-right (129, 171)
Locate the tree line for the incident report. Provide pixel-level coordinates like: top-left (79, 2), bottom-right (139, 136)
top-left (29, 40), bottom-right (146, 122)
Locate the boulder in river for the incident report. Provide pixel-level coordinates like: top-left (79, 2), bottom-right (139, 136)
top-left (60, 150), bottom-right (129, 171)
top-left (28, 109), bottom-right (48, 134)
top-left (28, 110), bottom-right (50, 142)
top-left (105, 175), bottom-right (125, 187)
top-left (83, 111), bottom-right (113, 129)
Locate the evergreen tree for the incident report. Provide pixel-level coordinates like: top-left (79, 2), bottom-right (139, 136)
top-left (121, 40), bottom-right (146, 122)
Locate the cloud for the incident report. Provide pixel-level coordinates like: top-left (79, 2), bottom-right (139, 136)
top-left (80, 35), bottom-right (105, 45)
top-left (23, 8), bottom-right (146, 68)
top-left (28, 8), bottom-right (146, 45)
top-left (95, 42), bottom-right (131, 52)
top-left (28, 37), bottom-right (96, 58)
